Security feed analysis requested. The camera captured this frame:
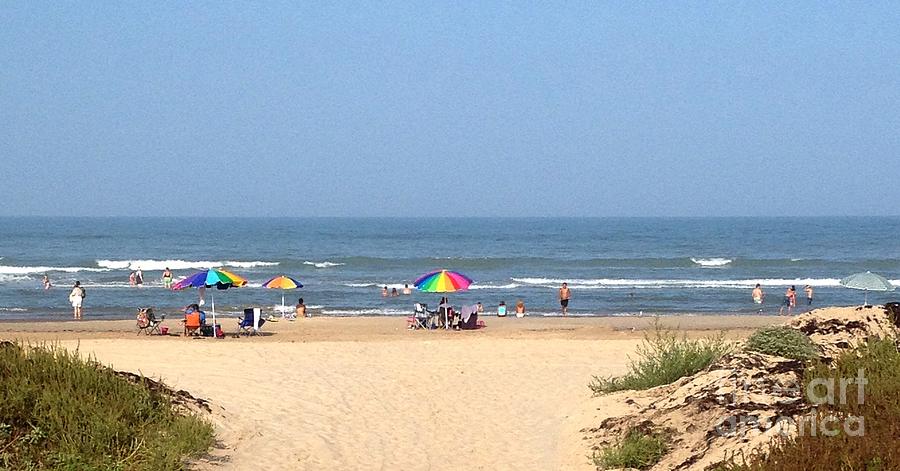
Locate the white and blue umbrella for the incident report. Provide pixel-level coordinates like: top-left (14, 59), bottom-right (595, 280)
top-left (840, 271), bottom-right (894, 305)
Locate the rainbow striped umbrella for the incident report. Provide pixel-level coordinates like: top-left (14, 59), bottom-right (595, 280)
top-left (172, 268), bottom-right (247, 334)
top-left (413, 270), bottom-right (473, 293)
top-left (172, 268), bottom-right (248, 290)
top-left (262, 275), bottom-right (303, 316)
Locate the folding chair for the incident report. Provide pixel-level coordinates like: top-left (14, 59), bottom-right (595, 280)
top-left (238, 308), bottom-right (265, 336)
top-left (407, 303), bottom-right (430, 330)
top-left (145, 308), bottom-right (165, 335)
top-left (183, 312), bottom-right (201, 337)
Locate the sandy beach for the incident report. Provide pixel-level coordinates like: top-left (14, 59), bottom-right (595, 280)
top-left (1, 315), bottom-right (787, 470)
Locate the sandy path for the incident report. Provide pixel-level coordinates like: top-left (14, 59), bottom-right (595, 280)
top-left (56, 336), bottom-right (635, 470)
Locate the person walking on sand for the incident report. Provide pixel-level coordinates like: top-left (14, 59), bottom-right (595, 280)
top-left (752, 283), bottom-right (765, 313)
top-left (805, 285), bottom-right (814, 306)
top-left (68, 281), bottom-right (85, 319)
top-left (559, 282), bottom-right (571, 316)
top-left (162, 267), bottom-right (173, 289)
top-left (42, 274), bottom-right (51, 290)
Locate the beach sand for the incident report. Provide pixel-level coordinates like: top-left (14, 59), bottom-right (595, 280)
top-left (1, 315), bottom-right (787, 470)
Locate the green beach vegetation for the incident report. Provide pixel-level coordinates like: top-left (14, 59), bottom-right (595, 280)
top-left (593, 428), bottom-right (671, 470)
top-left (0, 342), bottom-right (213, 470)
top-left (589, 321), bottom-right (732, 394)
top-left (745, 326), bottom-right (819, 361)
top-left (719, 337), bottom-right (900, 470)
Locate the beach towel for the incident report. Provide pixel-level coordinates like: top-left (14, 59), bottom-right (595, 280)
top-left (460, 304), bottom-right (478, 324)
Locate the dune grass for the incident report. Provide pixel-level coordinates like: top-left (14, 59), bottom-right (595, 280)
top-left (593, 428), bottom-right (670, 470)
top-left (0, 342), bottom-right (214, 470)
top-left (718, 338), bottom-right (900, 470)
top-left (745, 326), bottom-right (819, 361)
top-left (590, 321), bottom-right (732, 394)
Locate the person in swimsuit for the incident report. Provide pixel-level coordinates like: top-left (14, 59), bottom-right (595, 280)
top-left (515, 299), bottom-right (525, 317)
top-left (559, 282), bottom-right (571, 316)
top-left (498, 301), bottom-right (507, 317)
top-left (804, 285), bottom-right (814, 306)
top-left (134, 267), bottom-right (143, 286)
top-left (402, 284), bottom-right (412, 295)
top-left (752, 284), bottom-right (764, 313)
top-left (68, 281), bottom-right (85, 320)
top-left (42, 274), bottom-right (51, 290)
top-left (162, 267), bottom-right (173, 289)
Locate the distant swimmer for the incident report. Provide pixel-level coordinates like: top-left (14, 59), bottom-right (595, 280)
top-left (162, 267), bottom-right (173, 289)
top-left (402, 283), bottom-right (412, 295)
top-left (382, 286), bottom-right (389, 297)
top-left (391, 287), bottom-right (399, 297)
top-left (752, 283), bottom-right (764, 313)
top-left (42, 274), bottom-right (51, 290)
top-left (805, 285), bottom-right (814, 305)
top-left (559, 282), bottom-right (571, 317)
top-left (135, 267), bottom-right (143, 286)
top-left (129, 271), bottom-right (136, 287)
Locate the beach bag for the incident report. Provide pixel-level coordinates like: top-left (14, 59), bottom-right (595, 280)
top-left (200, 325), bottom-right (214, 337)
top-left (215, 324), bottom-right (224, 339)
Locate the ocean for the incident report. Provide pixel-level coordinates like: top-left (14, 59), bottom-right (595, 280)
top-left (1, 217), bottom-right (898, 320)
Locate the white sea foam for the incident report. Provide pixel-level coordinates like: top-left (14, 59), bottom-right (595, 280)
top-left (469, 283), bottom-right (520, 290)
top-left (0, 274), bottom-right (33, 283)
top-left (511, 277), bottom-right (843, 289)
top-left (0, 307), bottom-right (27, 312)
top-left (691, 257), bottom-right (733, 267)
top-left (0, 265), bottom-right (110, 274)
top-left (303, 261), bottom-right (346, 268)
top-left (343, 282), bottom-right (412, 290)
top-left (96, 260), bottom-right (278, 271)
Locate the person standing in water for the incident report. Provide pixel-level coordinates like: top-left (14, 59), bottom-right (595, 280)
top-left (42, 274), bottom-right (52, 290)
top-left (162, 267), bottom-right (173, 289)
top-left (559, 282), bottom-right (571, 316)
top-left (402, 283), bottom-right (412, 295)
top-left (752, 283), bottom-right (765, 313)
top-left (804, 285), bottom-right (814, 306)
top-left (68, 281), bottom-right (85, 319)
top-left (134, 267), bottom-right (143, 286)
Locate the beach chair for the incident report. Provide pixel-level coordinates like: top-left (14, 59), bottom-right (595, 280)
top-left (143, 308), bottom-right (165, 335)
top-left (408, 303), bottom-right (430, 330)
top-left (238, 308), bottom-right (265, 336)
top-left (183, 312), bottom-right (202, 337)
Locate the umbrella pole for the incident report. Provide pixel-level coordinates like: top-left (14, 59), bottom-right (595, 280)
top-left (865, 289), bottom-right (868, 306)
top-left (211, 293), bottom-right (216, 335)
top-left (282, 293), bottom-right (285, 318)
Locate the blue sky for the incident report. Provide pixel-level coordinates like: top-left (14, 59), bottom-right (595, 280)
top-left (1, 2), bottom-right (898, 217)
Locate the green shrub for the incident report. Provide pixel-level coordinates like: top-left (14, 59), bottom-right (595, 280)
top-left (745, 326), bottom-right (818, 361)
top-left (594, 429), bottom-right (670, 470)
top-left (0, 342), bottom-right (214, 470)
top-left (720, 338), bottom-right (900, 470)
top-left (590, 322), bottom-right (732, 394)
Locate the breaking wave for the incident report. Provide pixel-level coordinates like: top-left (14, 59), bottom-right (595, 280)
top-left (690, 258), bottom-right (733, 267)
top-left (303, 261), bottom-right (346, 268)
top-left (96, 260), bottom-right (278, 271)
top-left (511, 277), bottom-right (844, 289)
